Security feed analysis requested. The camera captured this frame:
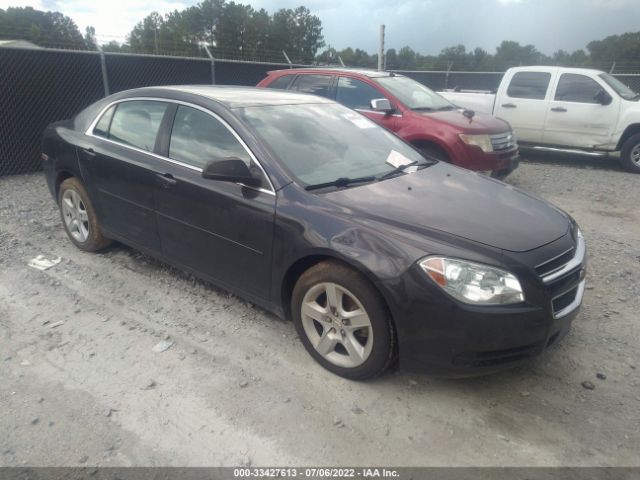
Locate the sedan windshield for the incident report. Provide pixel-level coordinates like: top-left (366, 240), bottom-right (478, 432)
top-left (375, 75), bottom-right (455, 111)
top-left (237, 103), bottom-right (430, 189)
top-left (599, 73), bottom-right (639, 100)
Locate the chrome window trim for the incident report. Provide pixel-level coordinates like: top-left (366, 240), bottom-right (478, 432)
top-left (541, 233), bottom-right (586, 284)
top-left (84, 97), bottom-right (276, 196)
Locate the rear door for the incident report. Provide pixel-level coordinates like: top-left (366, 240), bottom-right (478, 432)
top-left (494, 71), bottom-right (555, 143)
top-left (153, 104), bottom-right (276, 300)
top-left (543, 73), bottom-right (620, 148)
top-left (79, 99), bottom-right (170, 252)
top-left (335, 76), bottom-right (398, 132)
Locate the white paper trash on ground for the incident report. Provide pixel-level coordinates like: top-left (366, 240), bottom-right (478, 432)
top-left (28, 255), bottom-right (62, 271)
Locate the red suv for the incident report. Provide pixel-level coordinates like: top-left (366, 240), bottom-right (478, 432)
top-left (257, 68), bottom-right (519, 177)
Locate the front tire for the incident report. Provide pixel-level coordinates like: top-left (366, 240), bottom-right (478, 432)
top-left (620, 133), bottom-right (640, 173)
top-left (291, 261), bottom-right (395, 380)
top-left (58, 177), bottom-right (111, 252)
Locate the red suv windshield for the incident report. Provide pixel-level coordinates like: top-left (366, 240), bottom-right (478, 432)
top-left (375, 76), bottom-right (455, 111)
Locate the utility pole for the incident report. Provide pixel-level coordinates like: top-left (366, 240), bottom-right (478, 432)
top-left (378, 24), bottom-right (385, 71)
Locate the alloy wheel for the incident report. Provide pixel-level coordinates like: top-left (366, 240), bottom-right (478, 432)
top-left (632, 143), bottom-right (640, 167)
top-left (61, 189), bottom-right (90, 243)
top-left (300, 282), bottom-right (374, 368)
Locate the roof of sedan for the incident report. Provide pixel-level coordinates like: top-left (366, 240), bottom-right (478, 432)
top-left (268, 67), bottom-right (395, 78)
top-left (161, 85), bottom-right (333, 108)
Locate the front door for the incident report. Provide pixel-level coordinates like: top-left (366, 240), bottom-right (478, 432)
top-left (543, 73), bottom-right (620, 148)
top-left (78, 100), bottom-right (170, 252)
top-left (153, 104), bottom-right (276, 300)
top-left (336, 76), bottom-right (398, 132)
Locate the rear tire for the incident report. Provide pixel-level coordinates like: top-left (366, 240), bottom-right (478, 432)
top-left (620, 133), bottom-right (640, 173)
top-left (58, 177), bottom-right (111, 252)
top-left (291, 261), bottom-right (395, 380)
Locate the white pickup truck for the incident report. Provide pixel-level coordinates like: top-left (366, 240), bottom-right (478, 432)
top-left (440, 66), bottom-right (640, 173)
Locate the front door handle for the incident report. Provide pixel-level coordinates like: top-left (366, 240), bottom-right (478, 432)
top-left (156, 173), bottom-right (177, 187)
top-left (551, 107), bottom-right (567, 112)
top-left (81, 147), bottom-right (96, 157)
top-left (501, 103), bottom-right (517, 108)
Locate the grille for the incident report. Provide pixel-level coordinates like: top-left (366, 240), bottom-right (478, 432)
top-left (537, 232), bottom-right (586, 319)
top-left (490, 131), bottom-right (516, 151)
top-left (535, 247), bottom-right (575, 277)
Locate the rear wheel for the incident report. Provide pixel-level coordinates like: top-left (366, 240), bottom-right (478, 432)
top-left (620, 133), bottom-right (640, 173)
top-left (291, 261), bottom-right (395, 380)
top-left (58, 177), bottom-right (111, 252)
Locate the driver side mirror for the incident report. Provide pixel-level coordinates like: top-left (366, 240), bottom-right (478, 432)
top-left (595, 89), bottom-right (612, 106)
top-left (370, 98), bottom-right (395, 115)
top-left (202, 157), bottom-right (261, 188)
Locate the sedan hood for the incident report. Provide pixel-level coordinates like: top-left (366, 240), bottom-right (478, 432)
top-left (323, 163), bottom-right (569, 253)
top-left (415, 109), bottom-right (510, 133)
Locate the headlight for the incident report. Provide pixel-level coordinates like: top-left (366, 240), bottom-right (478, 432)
top-left (419, 257), bottom-right (524, 305)
top-left (459, 134), bottom-right (493, 152)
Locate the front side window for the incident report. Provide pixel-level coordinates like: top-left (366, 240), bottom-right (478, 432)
top-left (290, 74), bottom-right (333, 98)
top-left (93, 105), bottom-right (115, 138)
top-left (507, 72), bottom-right (551, 100)
top-left (336, 77), bottom-right (385, 109)
top-left (238, 103), bottom-right (427, 188)
top-left (266, 75), bottom-right (294, 90)
top-left (555, 74), bottom-right (603, 103)
top-left (374, 75), bottom-right (454, 111)
top-left (108, 101), bottom-right (168, 152)
top-left (169, 105), bottom-right (252, 169)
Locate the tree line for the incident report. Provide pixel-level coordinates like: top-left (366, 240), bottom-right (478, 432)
top-left (1, 4), bottom-right (640, 71)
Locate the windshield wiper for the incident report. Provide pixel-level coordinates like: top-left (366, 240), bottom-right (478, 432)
top-left (379, 159), bottom-right (437, 181)
top-left (305, 175), bottom-right (377, 191)
top-left (411, 107), bottom-right (435, 111)
top-left (436, 105), bottom-right (455, 111)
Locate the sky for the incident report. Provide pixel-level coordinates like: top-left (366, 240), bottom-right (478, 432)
top-left (1, 0), bottom-right (638, 55)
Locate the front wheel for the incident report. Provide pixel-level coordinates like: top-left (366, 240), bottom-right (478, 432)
top-left (291, 261), bottom-right (395, 380)
top-left (620, 133), bottom-right (640, 173)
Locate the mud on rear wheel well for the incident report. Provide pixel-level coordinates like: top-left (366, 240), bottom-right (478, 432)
top-left (54, 171), bottom-right (75, 198)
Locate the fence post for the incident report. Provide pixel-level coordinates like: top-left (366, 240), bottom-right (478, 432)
top-left (94, 39), bottom-right (110, 96)
top-left (282, 50), bottom-right (293, 69)
top-left (445, 61), bottom-right (453, 90)
top-left (203, 45), bottom-right (216, 84)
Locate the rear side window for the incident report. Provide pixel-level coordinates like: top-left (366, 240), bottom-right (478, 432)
top-left (336, 77), bottom-right (384, 109)
top-left (109, 101), bottom-right (168, 152)
top-left (507, 72), bottom-right (551, 100)
top-left (169, 105), bottom-right (252, 169)
top-left (555, 74), bottom-right (603, 103)
top-left (290, 74), bottom-right (333, 98)
top-left (265, 75), bottom-right (294, 90)
top-left (93, 105), bottom-right (115, 138)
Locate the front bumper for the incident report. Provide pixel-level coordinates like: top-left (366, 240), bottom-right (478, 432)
top-left (384, 237), bottom-right (586, 376)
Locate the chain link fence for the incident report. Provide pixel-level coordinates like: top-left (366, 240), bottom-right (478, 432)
top-left (1, 45), bottom-right (640, 176)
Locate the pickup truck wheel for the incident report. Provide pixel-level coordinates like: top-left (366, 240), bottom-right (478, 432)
top-left (620, 133), bottom-right (640, 174)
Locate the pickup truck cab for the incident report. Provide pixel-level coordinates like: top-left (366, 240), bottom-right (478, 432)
top-left (440, 66), bottom-right (640, 173)
top-left (257, 68), bottom-right (519, 178)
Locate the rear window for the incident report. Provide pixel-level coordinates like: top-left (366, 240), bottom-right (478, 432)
top-left (108, 101), bottom-right (168, 152)
top-left (290, 74), bottom-right (333, 98)
top-left (507, 72), bottom-right (551, 100)
top-left (265, 75), bottom-right (294, 90)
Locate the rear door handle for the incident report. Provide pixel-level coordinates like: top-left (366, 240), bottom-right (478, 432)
top-left (156, 173), bottom-right (177, 187)
top-left (501, 103), bottom-right (517, 108)
top-left (551, 107), bottom-right (567, 112)
top-left (81, 147), bottom-right (96, 157)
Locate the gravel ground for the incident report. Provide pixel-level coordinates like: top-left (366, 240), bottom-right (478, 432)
top-left (0, 153), bottom-right (639, 467)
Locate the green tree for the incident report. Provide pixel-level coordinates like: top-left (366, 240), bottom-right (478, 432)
top-left (587, 32), bottom-right (640, 68)
top-left (128, 12), bottom-right (164, 54)
top-left (0, 6), bottom-right (87, 49)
